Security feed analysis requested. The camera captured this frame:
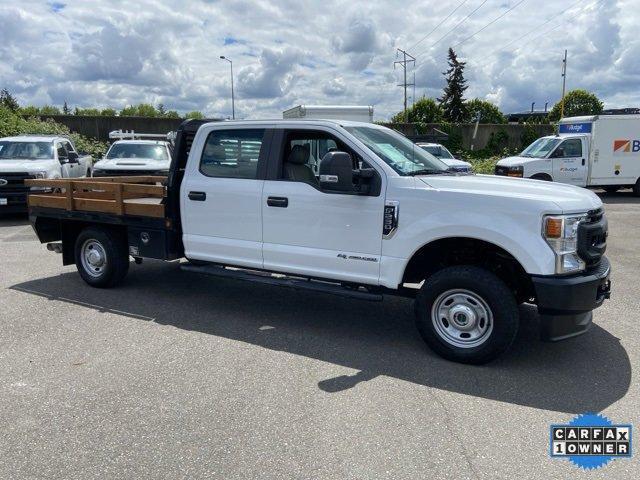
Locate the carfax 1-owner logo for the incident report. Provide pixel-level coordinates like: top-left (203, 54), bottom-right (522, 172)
top-left (550, 413), bottom-right (633, 470)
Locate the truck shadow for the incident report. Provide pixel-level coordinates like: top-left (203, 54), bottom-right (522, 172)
top-left (11, 260), bottom-right (631, 414)
top-left (0, 213), bottom-right (29, 227)
top-left (597, 190), bottom-right (640, 205)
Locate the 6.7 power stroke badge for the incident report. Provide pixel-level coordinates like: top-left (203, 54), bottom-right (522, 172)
top-left (550, 413), bottom-right (632, 470)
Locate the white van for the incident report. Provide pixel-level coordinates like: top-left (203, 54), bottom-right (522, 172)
top-left (495, 114), bottom-right (640, 194)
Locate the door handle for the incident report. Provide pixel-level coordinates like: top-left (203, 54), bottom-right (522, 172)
top-left (582, 159), bottom-right (585, 165)
top-left (188, 191), bottom-right (206, 201)
top-left (267, 196), bottom-right (288, 208)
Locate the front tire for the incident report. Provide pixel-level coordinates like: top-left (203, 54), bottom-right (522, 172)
top-left (633, 179), bottom-right (640, 197)
top-left (414, 266), bottom-right (519, 364)
top-left (74, 227), bottom-right (129, 288)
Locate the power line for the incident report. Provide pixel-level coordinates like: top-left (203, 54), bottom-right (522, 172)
top-left (407, 0), bottom-right (470, 51)
top-left (472, 0), bottom-right (602, 63)
top-left (451, 0), bottom-right (527, 49)
top-left (415, 0), bottom-right (488, 56)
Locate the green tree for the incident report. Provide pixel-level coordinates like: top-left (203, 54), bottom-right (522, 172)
top-left (0, 88), bottom-right (19, 111)
top-left (185, 111), bottom-right (205, 120)
top-left (63, 101), bottom-right (70, 114)
top-left (465, 98), bottom-right (505, 124)
top-left (163, 110), bottom-right (180, 119)
top-left (19, 105), bottom-right (40, 116)
top-left (549, 89), bottom-right (603, 121)
top-left (39, 105), bottom-right (61, 115)
top-left (438, 48), bottom-right (468, 123)
top-left (120, 103), bottom-right (159, 117)
top-left (100, 108), bottom-right (117, 116)
top-left (390, 97), bottom-right (443, 124)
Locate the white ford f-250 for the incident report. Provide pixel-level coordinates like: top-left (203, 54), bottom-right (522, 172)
top-left (0, 135), bottom-right (92, 212)
top-left (28, 119), bottom-right (611, 363)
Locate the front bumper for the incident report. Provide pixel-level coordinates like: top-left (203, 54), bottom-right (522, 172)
top-left (531, 256), bottom-right (611, 341)
top-left (0, 192), bottom-right (28, 213)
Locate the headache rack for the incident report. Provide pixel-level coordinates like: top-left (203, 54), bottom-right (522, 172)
top-left (109, 130), bottom-right (175, 142)
top-left (25, 176), bottom-right (167, 218)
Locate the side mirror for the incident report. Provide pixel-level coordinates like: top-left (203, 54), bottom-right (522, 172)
top-left (319, 151), bottom-right (354, 192)
top-left (67, 151), bottom-right (79, 163)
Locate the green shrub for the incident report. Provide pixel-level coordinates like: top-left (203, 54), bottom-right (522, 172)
top-left (0, 106), bottom-right (108, 157)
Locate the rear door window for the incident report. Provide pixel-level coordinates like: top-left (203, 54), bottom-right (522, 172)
top-left (200, 129), bottom-right (266, 179)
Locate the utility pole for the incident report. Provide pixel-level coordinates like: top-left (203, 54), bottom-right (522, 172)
top-left (560, 49), bottom-right (567, 119)
top-left (220, 56), bottom-right (235, 119)
top-left (394, 49), bottom-right (415, 123)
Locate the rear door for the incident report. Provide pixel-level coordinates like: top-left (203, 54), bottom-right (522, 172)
top-left (181, 126), bottom-right (272, 269)
top-left (551, 137), bottom-right (588, 186)
top-left (261, 127), bottom-right (385, 285)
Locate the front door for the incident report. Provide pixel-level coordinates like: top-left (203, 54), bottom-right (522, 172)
top-left (56, 142), bottom-right (76, 178)
top-left (181, 127), bottom-right (270, 269)
top-left (262, 128), bottom-right (385, 285)
top-left (551, 137), bottom-right (588, 186)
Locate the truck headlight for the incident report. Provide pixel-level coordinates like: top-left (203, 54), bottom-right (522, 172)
top-left (543, 214), bottom-right (587, 274)
top-left (506, 166), bottom-right (523, 177)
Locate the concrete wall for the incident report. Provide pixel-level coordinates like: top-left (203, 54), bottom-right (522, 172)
top-left (385, 123), bottom-right (554, 150)
top-left (27, 115), bottom-right (185, 141)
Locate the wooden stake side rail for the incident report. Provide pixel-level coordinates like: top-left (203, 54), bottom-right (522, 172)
top-left (25, 177), bottom-right (168, 218)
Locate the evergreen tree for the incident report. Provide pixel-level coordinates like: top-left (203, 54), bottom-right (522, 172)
top-left (438, 48), bottom-right (468, 123)
top-left (0, 88), bottom-right (19, 111)
top-left (63, 101), bottom-right (70, 114)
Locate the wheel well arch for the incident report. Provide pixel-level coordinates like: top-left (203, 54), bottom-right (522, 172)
top-left (530, 173), bottom-right (552, 181)
top-left (402, 237), bottom-right (534, 302)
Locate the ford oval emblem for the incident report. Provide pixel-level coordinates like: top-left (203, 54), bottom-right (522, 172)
top-left (0, 179), bottom-right (8, 186)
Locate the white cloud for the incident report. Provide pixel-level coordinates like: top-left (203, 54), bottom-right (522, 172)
top-left (0, 0), bottom-right (637, 120)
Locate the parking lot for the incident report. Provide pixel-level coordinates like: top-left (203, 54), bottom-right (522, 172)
top-left (0, 193), bottom-right (638, 479)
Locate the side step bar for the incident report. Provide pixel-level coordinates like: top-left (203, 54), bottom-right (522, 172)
top-left (181, 263), bottom-right (383, 301)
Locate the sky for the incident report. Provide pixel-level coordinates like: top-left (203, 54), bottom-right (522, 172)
top-left (0, 0), bottom-right (637, 121)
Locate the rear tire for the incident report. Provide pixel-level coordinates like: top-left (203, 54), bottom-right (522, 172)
top-left (633, 179), bottom-right (640, 197)
top-left (74, 227), bottom-right (129, 288)
top-left (414, 266), bottom-right (519, 364)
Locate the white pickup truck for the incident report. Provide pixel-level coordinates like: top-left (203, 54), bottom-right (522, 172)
top-left (92, 131), bottom-right (173, 178)
top-left (0, 135), bottom-right (92, 213)
top-left (28, 120), bottom-right (611, 364)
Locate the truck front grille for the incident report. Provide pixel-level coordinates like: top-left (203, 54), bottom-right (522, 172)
top-left (578, 208), bottom-right (607, 268)
top-left (0, 172), bottom-right (35, 192)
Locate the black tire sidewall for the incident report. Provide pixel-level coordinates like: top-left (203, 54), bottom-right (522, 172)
top-left (415, 266), bottom-right (519, 364)
top-left (75, 228), bottom-right (128, 288)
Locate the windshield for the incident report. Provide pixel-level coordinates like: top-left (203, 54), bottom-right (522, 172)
top-left (521, 137), bottom-right (562, 158)
top-left (345, 127), bottom-right (449, 175)
top-left (0, 141), bottom-right (53, 160)
top-left (419, 145), bottom-right (454, 159)
top-left (106, 143), bottom-right (169, 161)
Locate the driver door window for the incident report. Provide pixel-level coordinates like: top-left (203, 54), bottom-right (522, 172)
top-left (556, 139), bottom-right (582, 158)
top-left (56, 143), bottom-right (68, 161)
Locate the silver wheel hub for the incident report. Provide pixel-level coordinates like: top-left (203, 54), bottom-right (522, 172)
top-left (431, 289), bottom-right (494, 348)
top-left (80, 239), bottom-right (107, 277)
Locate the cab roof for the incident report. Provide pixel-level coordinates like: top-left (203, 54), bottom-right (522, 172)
top-left (0, 135), bottom-right (67, 143)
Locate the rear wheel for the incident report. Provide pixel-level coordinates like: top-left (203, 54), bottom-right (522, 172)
top-left (633, 179), bottom-right (640, 197)
top-left (415, 266), bottom-right (519, 364)
top-left (74, 227), bottom-right (129, 288)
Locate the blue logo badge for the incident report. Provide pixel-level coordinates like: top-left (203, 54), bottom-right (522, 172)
top-left (550, 413), bottom-right (632, 470)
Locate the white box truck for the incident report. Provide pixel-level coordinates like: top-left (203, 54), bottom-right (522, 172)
top-left (283, 105), bottom-right (374, 123)
top-left (495, 114), bottom-right (640, 194)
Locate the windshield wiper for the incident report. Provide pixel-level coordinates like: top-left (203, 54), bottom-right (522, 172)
top-left (406, 169), bottom-right (450, 176)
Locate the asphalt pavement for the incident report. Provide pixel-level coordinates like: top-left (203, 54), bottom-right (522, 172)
top-left (0, 192), bottom-right (638, 479)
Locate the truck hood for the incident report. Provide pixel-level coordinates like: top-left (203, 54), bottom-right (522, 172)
top-left (0, 159), bottom-right (55, 172)
top-left (497, 155), bottom-right (541, 166)
top-left (418, 174), bottom-right (602, 213)
top-left (441, 158), bottom-right (472, 168)
top-left (94, 158), bottom-right (170, 171)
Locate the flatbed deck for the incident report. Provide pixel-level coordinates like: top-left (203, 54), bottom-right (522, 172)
top-left (25, 176), bottom-right (167, 218)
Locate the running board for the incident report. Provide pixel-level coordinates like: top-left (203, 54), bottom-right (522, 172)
top-left (181, 263), bottom-right (383, 301)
